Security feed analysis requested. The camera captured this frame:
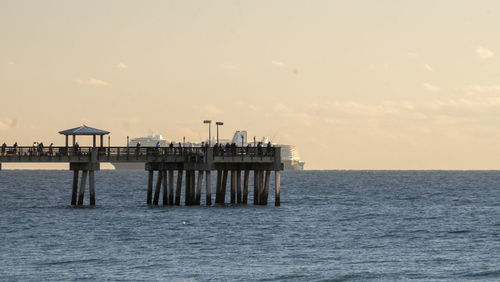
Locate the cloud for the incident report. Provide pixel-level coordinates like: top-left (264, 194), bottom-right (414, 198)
top-left (271, 60), bottom-right (286, 67)
top-left (0, 118), bottom-right (17, 130)
top-left (423, 83), bottom-right (441, 92)
top-left (476, 46), bottom-right (494, 59)
top-left (194, 104), bottom-right (223, 115)
top-left (76, 77), bottom-right (110, 86)
top-left (424, 64), bottom-right (434, 72)
top-left (407, 52), bottom-right (419, 57)
top-left (466, 85), bottom-right (500, 93)
top-left (274, 103), bottom-right (291, 113)
top-left (248, 105), bottom-right (258, 111)
top-left (7, 61), bottom-right (15, 65)
top-left (219, 63), bottom-right (238, 70)
top-left (429, 97), bottom-right (500, 111)
top-left (117, 62), bottom-right (128, 69)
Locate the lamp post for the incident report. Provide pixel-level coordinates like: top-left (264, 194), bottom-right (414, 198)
top-left (203, 120), bottom-right (212, 146)
top-left (216, 121), bottom-right (223, 144)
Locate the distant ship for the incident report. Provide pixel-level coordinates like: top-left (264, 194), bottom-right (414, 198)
top-left (279, 144), bottom-right (305, 170)
top-left (111, 131), bottom-right (305, 170)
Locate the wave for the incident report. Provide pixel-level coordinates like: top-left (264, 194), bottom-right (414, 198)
top-left (462, 269), bottom-right (500, 278)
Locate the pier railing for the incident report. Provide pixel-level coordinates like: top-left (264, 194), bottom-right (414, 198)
top-left (213, 146), bottom-right (275, 158)
top-left (0, 146), bottom-right (280, 164)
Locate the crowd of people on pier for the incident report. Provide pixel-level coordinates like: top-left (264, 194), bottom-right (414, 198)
top-left (213, 141), bottom-right (273, 157)
top-left (126, 140), bottom-right (274, 158)
top-left (1, 142), bottom-right (17, 156)
top-left (1, 140), bottom-right (275, 158)
top-left (1, 141), bottom-right (56, 157)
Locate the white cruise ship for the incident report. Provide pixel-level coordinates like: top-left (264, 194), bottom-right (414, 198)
top-left (111, 135), bottom-right (170, 170)
top-left (110, 131), bottom-right (305, 170)
top-left (127, 134), bottom-right (170, 147)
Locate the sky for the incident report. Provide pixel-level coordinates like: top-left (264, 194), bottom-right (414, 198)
top-left (2, 0), bottom-right (500, 169)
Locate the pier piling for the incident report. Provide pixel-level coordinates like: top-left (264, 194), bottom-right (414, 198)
top-left (89, 170), bottom-right (95, 206)
top-left (243, 170), bottom-right (249, 204)
top-left (185, 170), bottom-right (191, 205)
top-left (262, 170), bottom-right (270, 205)
top-left (215, 170), bottom-right (223, 204)
top-left (175, 169), bottom-right (182, 205)
top-left (168, 170), bottom-right (174, 205)
top-left (253, 170), bottom-right (259, 205)
top-left (162, 170), bottom-right (168, 205)
top-left (259, 171), bottom-right (266, 205)
top-left (78, 170), bottom-right (88, 205)
top-left (190, 170), bottom-right (196, 204)
top-left (275, 171), bottom-right (280, 206)
top-left (205, 170), bottom-right (212, 205)
top-left (147, 170), bottom-right (153, 205)
top-left (71, 170), bottom-right (79, 205)
top-left (237, 170), bottom-right (242, 204)
top-left (230, 170), bottom-right (236, 204)
top-left (196, 170), bottom-right (203, 205)
top-left (153, 170), bottom-right (162, 205)
top-left (222, 170), bottom-right (228, 203)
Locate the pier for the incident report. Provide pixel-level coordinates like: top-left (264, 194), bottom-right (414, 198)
top-left (0, 126), bottom-right (283, 207)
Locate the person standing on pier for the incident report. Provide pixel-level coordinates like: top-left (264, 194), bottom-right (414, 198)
top-left (1, 142), bottom-right (6, 156)
top-left (13, 142), bottom-right (17, 153)
top-left (73, 142), bottom-right (79, 156)
top-left (155, 141), bottom-right (160, 156)
top-left (48, 143), bottom-right (53, 156)
top-left (135, 142), bottom-right (141, 156)
top-left (169, 142), bottom-right (174, 156)
top-left (39, 142), bottom-right (44, 156)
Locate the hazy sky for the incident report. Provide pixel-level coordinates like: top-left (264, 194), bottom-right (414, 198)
top-left (2, 0), bottom-right (500, 169)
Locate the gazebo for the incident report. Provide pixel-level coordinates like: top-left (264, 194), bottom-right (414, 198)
top-left (59, 125), bottom-right (110, 148)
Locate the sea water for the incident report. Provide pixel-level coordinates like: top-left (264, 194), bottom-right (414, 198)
top-left (1, 170), bottom-right (499, 281)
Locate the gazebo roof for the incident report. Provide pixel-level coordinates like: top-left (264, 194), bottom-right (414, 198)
top-left (59, 125), bottom-right (110, 135)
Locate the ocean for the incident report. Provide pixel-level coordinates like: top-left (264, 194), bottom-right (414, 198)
top-left (1, 170), bottom-right (499, 281)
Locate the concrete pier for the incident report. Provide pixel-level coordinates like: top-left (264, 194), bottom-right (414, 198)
top-left (1, 145), bottom-right (283, 206)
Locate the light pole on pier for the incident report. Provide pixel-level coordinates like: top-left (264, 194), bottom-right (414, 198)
top-left (203, 120), bottom-right (212, 146)
top-left (216, 122), bottom-right (223, 144)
